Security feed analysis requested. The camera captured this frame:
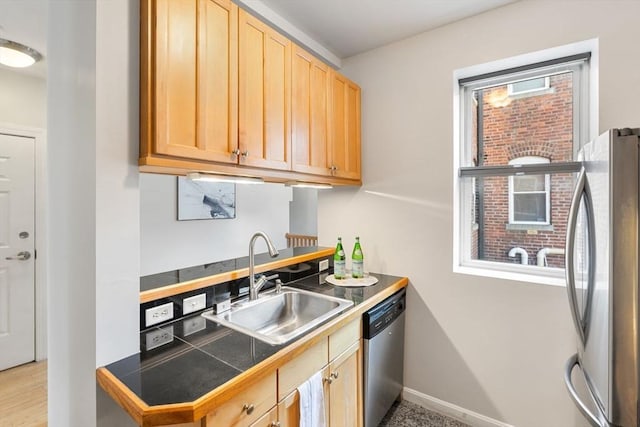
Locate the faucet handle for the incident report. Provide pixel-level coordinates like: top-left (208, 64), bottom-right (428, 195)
top-left (264, 273), bottom-right (279, 281)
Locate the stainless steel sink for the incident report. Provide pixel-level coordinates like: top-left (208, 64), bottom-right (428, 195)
top-left (201, 287), bottom-right (354, 345)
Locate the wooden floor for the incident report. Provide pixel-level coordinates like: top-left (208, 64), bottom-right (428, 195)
top-left (0, 361), bottom-right (47, 427)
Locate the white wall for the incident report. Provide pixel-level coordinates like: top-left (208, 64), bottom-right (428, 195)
top-left (318, 1), bottom-right (640, 426)
top-left (140, 174), bottom-right (292, 275)
top-left (48, 1), bottom-right (97, 424)
top-left (48, 0), bottom-right (139, 425)
top-left (0, 68), bottom-right (46, 128)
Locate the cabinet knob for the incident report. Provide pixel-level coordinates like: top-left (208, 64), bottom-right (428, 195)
top-left (330, 371), bottom-right (339, 380)
top-left (270, 422), bottom-right (281, 427)
top-left (231, 149), bottom-right (241, 156)
top-left (241, 150), bottom-right (249, 157)
top-left (242, 403), bottom-right (255, 415)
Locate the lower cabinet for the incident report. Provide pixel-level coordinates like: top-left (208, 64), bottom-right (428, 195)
top-left (199, 319), bottom-right (362, 427)
top-left (327, 341), bottom-right (362, 427)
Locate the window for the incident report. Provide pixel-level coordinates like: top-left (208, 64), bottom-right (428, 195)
top-left (507, 76), bottom-right (550, 96)
top-left (454, 47), bottom-right (593, 285)
top-left (508, 157), bottom-right (550, 225)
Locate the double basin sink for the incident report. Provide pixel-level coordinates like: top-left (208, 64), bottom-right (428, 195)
top-left (202, 287), bottom-right (354, 345)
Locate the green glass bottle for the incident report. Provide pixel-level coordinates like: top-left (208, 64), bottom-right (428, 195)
top-left (351, 236), bottom-right (364, 278)
top-left (334, 237), bottom-right (346, 279)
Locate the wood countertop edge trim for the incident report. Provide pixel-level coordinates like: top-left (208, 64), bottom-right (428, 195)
top-left (102, 276), bottom-right (408, 426)
top-left (140, 248), bottom-right (334, 303)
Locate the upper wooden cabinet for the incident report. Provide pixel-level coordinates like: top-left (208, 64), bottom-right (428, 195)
top-left (330, 72), bottom-right (361, 180)
top-left (238, 10), bottom-right (291, 170)
top-left (291, 45), bottom-right (331, 176)
top-left (142, 0), bottom-right (238, 164)
top-left (141, 0), bottom-right (361, 184)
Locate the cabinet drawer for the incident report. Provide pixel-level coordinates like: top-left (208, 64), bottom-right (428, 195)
top-left (248, 405), bottom-right (278, 427)
top-left (329, 318), bottom-right (360, 361)
top-left (205, 371), bottom-right (277, 427)
top-left (278, 339), bottom-right (328, 401)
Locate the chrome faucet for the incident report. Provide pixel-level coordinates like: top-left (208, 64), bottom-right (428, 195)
top-left (248, 231), bottom-right (279, 300)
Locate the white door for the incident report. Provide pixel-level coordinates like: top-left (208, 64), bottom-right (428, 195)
top-left (0, 133), bottom-right (35, 371)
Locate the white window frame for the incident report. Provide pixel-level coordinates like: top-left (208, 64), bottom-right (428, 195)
top-left (508, 156), bottom-right (551, 225)
top-left (452, 39), bottom-right (598, 287)
top-left (507, 76), bottom-right (550, 96)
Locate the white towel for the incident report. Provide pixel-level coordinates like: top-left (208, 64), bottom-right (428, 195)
top-left (297, 371), bottom-right (326, 427)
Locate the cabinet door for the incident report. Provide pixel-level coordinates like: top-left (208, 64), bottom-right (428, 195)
top-left (278, 365), bottom-right (330, 427)
top-left (239, 10), bottom-right (291, 170)
top-left (291, 45), bottom-right (331, 176)
top-left (153, 0), bottom-right (238, 163)
top-left (197, 0), bottom-right (239, 163)
top-left (328, 342), bottom-right (362, 427)
top-left (153, 0), bottom-right (197, 158)
top-left (330, 72), bottom-right (361, 180)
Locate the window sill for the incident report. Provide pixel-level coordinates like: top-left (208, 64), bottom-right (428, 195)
top-left (506, 223), bottom-right (554, 232)
top-left (453, 262), bottom-right (565, 287)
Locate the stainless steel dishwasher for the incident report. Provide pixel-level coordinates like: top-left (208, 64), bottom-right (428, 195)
top-left (363, 288), bottom-right (406, 427)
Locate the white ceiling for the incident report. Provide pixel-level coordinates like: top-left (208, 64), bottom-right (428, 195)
top-left (0, 0), bottom-right (517, 79)
top-left (257, 0), bottom-right (518, 58)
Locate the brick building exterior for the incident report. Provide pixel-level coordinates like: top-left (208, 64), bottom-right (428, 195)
top-left (472, 73), bottom-right (574, 268)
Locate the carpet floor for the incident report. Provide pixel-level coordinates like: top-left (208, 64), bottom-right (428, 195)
top-left (378, 400), bottom-right (471, 427)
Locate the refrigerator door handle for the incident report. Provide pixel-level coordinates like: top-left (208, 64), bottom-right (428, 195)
top-left (565, 167), bottom-right (596, 346)
top-left (564, 354), bottom-right (608, 427)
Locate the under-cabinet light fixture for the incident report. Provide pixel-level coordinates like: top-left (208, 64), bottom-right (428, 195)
top-left (186, 172), bottom-right (264, 184)
top-left (0, 38), bottom-right (43, 68)
top-left (284, 181), bottom-right (333, 189)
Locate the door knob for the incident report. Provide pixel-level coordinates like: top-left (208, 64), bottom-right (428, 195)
top-left (6, 251), bottom-right (31, 261)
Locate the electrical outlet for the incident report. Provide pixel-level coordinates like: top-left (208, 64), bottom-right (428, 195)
top-left (145, 302), bottom-right (174, 327)
top-left (183, 316), bottom-right (206, 336)
top-left (183, 293), bottom-right (206, 315)
top-left (319, 259), bottom-right (329, 272)
top-left (319, 272), bottom-right (328, 284)
top-left (145, 326), bottom-right (173, 351)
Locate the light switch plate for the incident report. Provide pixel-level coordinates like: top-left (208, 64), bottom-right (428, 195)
top-left (183, 293), bottom-right (206, 315)
top-left (145, 326), bottom-right (174, 350)
top-left (319, 259), bottom-right (329, 272)
top-left (145, 302), bottom-right (174, 327)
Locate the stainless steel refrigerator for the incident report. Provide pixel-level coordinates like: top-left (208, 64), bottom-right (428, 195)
top-left (564, 128), bottom-right (640, 427)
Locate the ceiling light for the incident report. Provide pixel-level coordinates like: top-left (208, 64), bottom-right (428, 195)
top-left (0, 39), bottom-right (43, 68)
top-left (186, 172), bottom-right (264, 184)
top-left (285, 181), bottom-right (333, 189)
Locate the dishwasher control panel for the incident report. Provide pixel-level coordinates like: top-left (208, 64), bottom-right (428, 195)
top-left (363, 288), bottom-right (406, 339)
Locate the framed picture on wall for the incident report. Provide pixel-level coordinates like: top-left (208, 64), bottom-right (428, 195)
top-left (177, 177), bottom-right (236, 220)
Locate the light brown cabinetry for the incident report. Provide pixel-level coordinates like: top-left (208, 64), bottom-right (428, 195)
top-left (141, 0), bottom-right (361, 184)
top-left (330, 72), bottom-right (361, 180)
top-left (238, 9), bottom-right (291, 170)
top-left (142, 0), bottom-right (238, 164)
top-left (249, 406), bottom-right (279, 427)
top-left (276, 319), bottom-right (362, 426)
top-left (291, 45), bottom-right (331, 176)
top-left (204, 371), bottom-right (277, 427)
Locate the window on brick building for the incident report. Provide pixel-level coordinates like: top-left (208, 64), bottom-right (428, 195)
top-left (508, 157), bottom-right (550, 225)
top-left (507, 76), bottom-right (550, 96)
top-left (454, 48), bottom-right (593, 285)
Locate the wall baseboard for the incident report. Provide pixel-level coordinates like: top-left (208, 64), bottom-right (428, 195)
top-left (402, 387), bottom-right (515, 427)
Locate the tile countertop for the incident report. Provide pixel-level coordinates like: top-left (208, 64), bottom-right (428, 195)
top-left (98, 272), bottom-right (408, 426)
